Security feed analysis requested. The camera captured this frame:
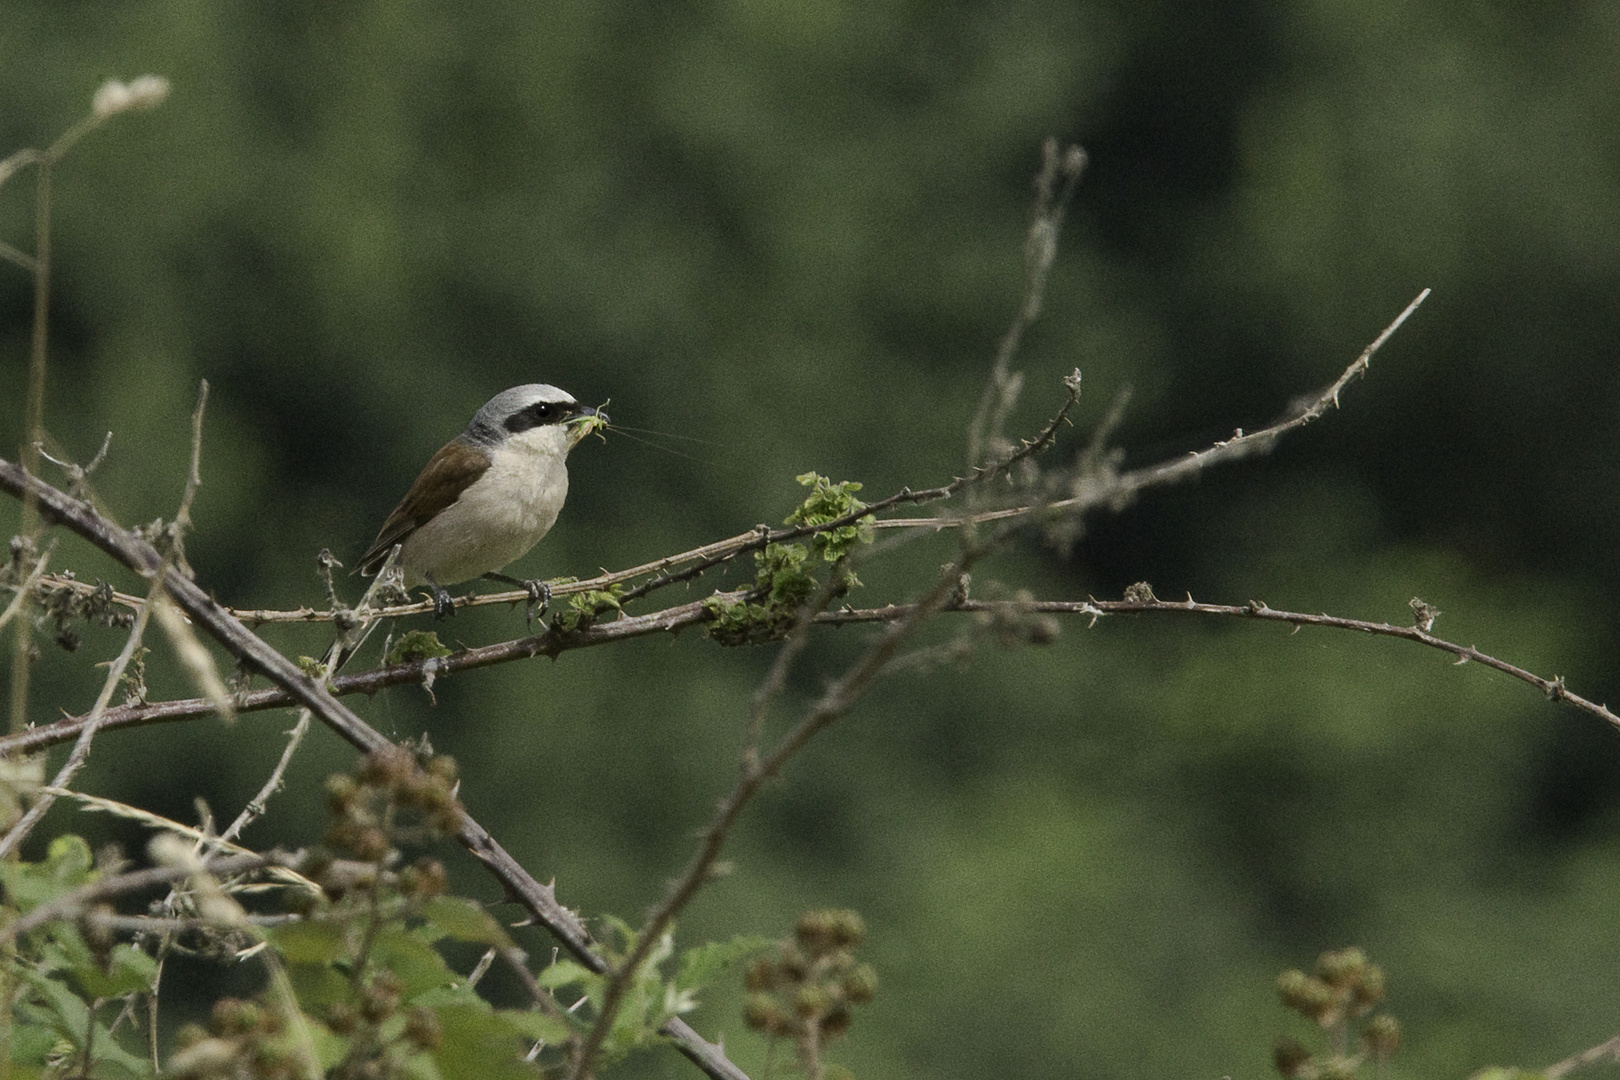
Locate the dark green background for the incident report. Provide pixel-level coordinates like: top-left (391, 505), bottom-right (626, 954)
top-left (4, 2), bottom-right (1620, 1076)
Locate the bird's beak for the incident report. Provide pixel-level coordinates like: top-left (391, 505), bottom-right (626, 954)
top-left (566, 404), bottom-right (610, 445)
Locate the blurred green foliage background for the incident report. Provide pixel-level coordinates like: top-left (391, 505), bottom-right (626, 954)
top-left (4, 2), bottom-right (1620, 1076)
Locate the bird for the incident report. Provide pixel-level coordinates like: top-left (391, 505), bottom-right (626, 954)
top-left (357, 384), bottom-right (605, 620)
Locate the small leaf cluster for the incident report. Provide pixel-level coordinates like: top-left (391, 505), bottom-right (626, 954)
top-left (0, 835), bottom-right (161, 1079)
top-left (554, 585), bottom-right (625, 633)
top-left (384, 629), bottom-right (452, 666)
top-left (784, 473), bottom-right (873, 565)
top-left (704, 543), bottom-right (815, 646)
top-left (538, 919), bottom-right (769, 1071)
top-left (1273, 948), bottom-right (1401, 1080)
top-left (743, 909), bottom-right (877, 1078)
top-left (704, 474), bottom-right (873, 646)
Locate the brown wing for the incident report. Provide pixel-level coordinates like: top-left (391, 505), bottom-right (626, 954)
top-left (357, 439), bottom-right (491, 575)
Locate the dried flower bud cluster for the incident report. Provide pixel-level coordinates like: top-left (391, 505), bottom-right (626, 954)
top-left (976, 588), bottom-right (1062, 647)
top-left (743, 909), bottom-right (877, 1068)
top-left (322, 747), bottom-right (461, 864)
top-left (1273, 948), bottom-right (1401, 1080)
top-left (92, 75), bottom-right (170, 118)
top-left (167, 998), bottom-right (288, 1080)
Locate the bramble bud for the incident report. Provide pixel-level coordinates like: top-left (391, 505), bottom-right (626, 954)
top-left (778, 942), bottom-right (809, 980)
top-left (167, 1036), bottom-right (239, 1078)
top-left (744, 956), bottom-right (777, 992)
top-left (405, 1006), bottom-right (443, 1050)
top-left (1278, 969), bottom-right (1337, 1022)
top-left (1351, 963), bottom-right (1386, 1012)
top-left (793, 985), bottom-right (830, 1017)
top-left (743, 993), bottom-right (782, 1032)
top-left (211, 998), bottom-right (261, 1035)
top-left (843, 963), bottom-right (878, 1003)
top-left (326, 774), bottom-right (359, 814)
top-left (325, 1002), bottom-right (359, 1035)
top-left (360, 746), bottom-right (415, 787)
top-left (1272, 1037), bottom-right (1311, 1078)
top-left (1315, 947), bottom-right (1367, 988)
top-left (1316, 1055), bottom-right (1357, 1080)
top-left (1364, 1014), bottom-right (1402, 1058)
top-left (796, 909), bottom-right (865, 953)
top-left (360, 972), bottom-right (404, 1023)
top-left (351, 826), bottom-right (391, 862)
top-left (403, 856), bottom-right (448, 898)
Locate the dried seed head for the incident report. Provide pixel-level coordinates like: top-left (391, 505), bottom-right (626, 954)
top-left (93, 75), bottom-right (170, 118)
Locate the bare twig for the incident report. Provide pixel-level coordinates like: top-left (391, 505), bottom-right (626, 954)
top-left (0, 547), bottom-right (51, 635)
top-left (966, 138), bottom-right (1087, 469)
top-left (1546, 1034), bottom-right (1620, 1079)
top-left (818, 594), bottom-right (1620, 731)
top-left (0, 850), bottom-right (293, 947)
top-left (218, 712), bottom-right (311, 846)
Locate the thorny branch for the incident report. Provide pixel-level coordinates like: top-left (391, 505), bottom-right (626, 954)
top-left (0, 456), bottom-right (752, 1080)
top-left (11, 583), bottom-right (1615, 758)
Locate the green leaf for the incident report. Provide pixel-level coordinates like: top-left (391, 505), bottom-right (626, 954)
top-left (0, 835), bottom-right (97, 912)
top-left (420, 896), bottom-right (512, 947)
top-left (285, 962), bottom-right (351, 1012)
top-left (410, 984), bottom-right (487, 1009)
top-left (494, 1009), bottom-right (573, 1046)
top-left (537, 958), bottom-right (600, 992)
top-left (15, 961), bottom-right (91, 1038)
top-left (268, 918), bottom-right (350, 964)
top-left (427, 1004), bottom-right (545, 1080)
top-left (7, 1012), bottom-right (63, 1065)
top-left (11, 967), bottom-right (153, 1077)
top-left (387, 629), bottom-right (452, 665)
top-left (70, 942), bottom-right (158, 1000)
top-left (45, 835), bottom-right (95, 882)
top-left (373, 925), bottom-right (457, 998)
top-left (676, 935), bottom-right (774, 993)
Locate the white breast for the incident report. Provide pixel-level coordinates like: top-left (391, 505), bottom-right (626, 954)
top-left (398, 428), bottom-right (572, 585)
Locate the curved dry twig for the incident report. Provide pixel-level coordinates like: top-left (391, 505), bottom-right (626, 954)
top-left (823, 594), bottom-right (1620, 731)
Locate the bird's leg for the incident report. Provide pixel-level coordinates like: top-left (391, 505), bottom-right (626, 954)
top-left (423, 573), bottom-right (457, 620)
top-left (483, 572), bottom-right (550, 625)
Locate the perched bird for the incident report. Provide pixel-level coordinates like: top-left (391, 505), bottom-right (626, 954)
top-left (358, 384), bottom-right (605, 619)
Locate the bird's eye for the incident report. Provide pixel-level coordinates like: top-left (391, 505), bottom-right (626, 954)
top-left (504, 400), bottom-right (570, 434)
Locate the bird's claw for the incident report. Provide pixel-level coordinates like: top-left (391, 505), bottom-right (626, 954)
top-left (481, 572), bottom-right (550, 628)
top-left (426, 577), bottom-right (456, 620)
top-left (523, 579), bottom-right (550, 625)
